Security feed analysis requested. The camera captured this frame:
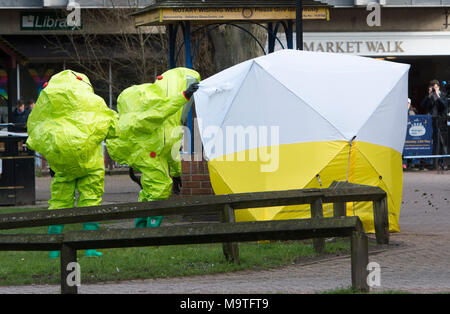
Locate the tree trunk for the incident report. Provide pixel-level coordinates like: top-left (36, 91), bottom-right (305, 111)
top-left (208, 24), bottom-right (267, 73)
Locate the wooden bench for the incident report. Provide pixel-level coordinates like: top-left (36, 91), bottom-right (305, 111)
top-left (323, 181), bottom-right (389, 246)
top-left (0, 216), bottom-right (369, 294)
top-left (0, 182), bottom-right (388, 293)
top-left (0, 181), bottom-right (389, 246)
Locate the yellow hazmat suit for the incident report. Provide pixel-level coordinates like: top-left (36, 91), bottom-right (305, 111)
top-left (106, 68), bottom-right (200, 228)
top-left (26, 70), bottom-right (119, 257)
top-left (157, 68), bottom-right (201, 184)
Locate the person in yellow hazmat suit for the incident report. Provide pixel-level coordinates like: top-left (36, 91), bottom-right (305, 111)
top-left (26, 70), bottom-right (119, 258)
top-left (106, 68), bottom-right (200, 228)
top-left (159, 68), bottom-right (201, 195)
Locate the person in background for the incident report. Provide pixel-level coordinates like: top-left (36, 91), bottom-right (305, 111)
top-left (12, 99), bottom-right (29, 124)
top-left (405, 98), bottom-right (417, 169)
top-left (408, 98), bottom-right (417, 116)
top-left (420, 79), bottom-right (448, 169)
top-left (26, 100), bottom-right (35, 112)
top-left (420, 80), bottom-right (448, 117)
top-left (11, 99), bottom-right (29, 132)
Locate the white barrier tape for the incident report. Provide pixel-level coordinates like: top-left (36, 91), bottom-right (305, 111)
top-left (0, 131), bottom-right (28, 137)
top-left (403, 155), bottom-right (450, 159)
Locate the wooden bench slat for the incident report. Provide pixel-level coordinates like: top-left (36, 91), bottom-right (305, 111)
top-left (0, 233), bottom-right (62, 251)
top-left (61, 217), bottom-right (361, 250)
top-left (323, 187), bottom-right (386, 203)
top-left (0, 186), bottom-right (384, 230)
top-left (0, 217), bottom-right (362, 252)
top-left (0, 190), bottom-right (326, 230)
top-left (0, 199), bottom-right (224, 230)
top-left (227, 189), bottom-right (324, 209)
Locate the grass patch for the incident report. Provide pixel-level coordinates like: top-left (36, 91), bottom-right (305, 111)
top-left (0, 207), bottom-right (350, 286)
top-left (0, 239), bottom-right (350, 286)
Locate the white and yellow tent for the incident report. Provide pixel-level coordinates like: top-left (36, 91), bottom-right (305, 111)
top-left (194, 50), bottom-right (410, 233)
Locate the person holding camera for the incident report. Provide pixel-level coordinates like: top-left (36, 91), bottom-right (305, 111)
top-left (420, 79), bottom-right (448, 169)
top-left (421, 79), bottom-right (448, 117)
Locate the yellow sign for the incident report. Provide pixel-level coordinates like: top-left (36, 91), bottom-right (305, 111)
top-left (134, 7), bottom-right (329, 26)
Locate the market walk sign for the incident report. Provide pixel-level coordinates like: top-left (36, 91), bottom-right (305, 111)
top-left (271, 32), bottom-right (450, 56)
top-left (21, 12), bottom-right (82, 31)
top-left (304, 40), bottom-right (404, 54)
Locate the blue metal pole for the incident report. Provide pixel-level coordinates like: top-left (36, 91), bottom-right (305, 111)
top-left (184, 21), bottom-right (192, 69)
top-left (169, 24), bottom-right (176, 69)
top-left (268, 22), bottom-right (275, 53)
top-left (184, 21), bottom-right (194, 154)
top-left (296, 0), bottom-right (303, 50)
top-left (286, 20), bottom-right (294, 49)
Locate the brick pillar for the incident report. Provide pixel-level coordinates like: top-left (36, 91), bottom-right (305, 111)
top-left (180, 159), bottom-right (214, 196)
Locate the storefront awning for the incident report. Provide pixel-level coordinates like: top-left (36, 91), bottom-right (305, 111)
top-left (0, 36), bottom-right (27, 67)
top-left (2, 35), bottom-right (166, 62)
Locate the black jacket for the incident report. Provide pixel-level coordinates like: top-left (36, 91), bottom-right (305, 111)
top-left (420, 92), bottom-right (448, 117)
top-left (12, 108), bottom-right (29, 124)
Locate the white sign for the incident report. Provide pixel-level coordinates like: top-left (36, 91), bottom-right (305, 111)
top-left (273, 32), bottom-right (450, 56)
top-left (21, 15), bottom-right (35, 28)
top-left (66, 262), bottom-right (81, 287)
top-left (367, 262), bottom-right (381, 287)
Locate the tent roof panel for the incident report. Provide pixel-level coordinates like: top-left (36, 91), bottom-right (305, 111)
top-left (253, 50), bottom-right (410, 142)
top-left (356, 71), bottom-right (409, 153)
top-left (220, 62), bottom-right (345, 152)
top-left (195, 50), bottom-right (410, 159)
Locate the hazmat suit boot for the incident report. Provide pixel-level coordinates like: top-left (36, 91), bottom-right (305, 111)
top-left (83, 222), bottom-right (103, 257)
top-left (135, 217), bottom-right (148, 228)
top-left (134, 216), bottom-right (162, 228)
top-left (48, 224), bottom-right (64, 258)
top-left (147, 216), bottom-right (163, 227)
top-left (47, 173), bottom-right (75, 259)
top-left (133, 163), bottom-right (172, 229)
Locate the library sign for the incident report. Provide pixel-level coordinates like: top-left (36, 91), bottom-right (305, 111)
top-left (21, 12), bottom-right (82, 31)
top-left (134, 7), bottom-right (329, 26)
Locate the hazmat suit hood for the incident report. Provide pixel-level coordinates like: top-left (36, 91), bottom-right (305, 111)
top-left (26, 70), bottom-right (119, 180)
top-left (154, 67), bottom-right (201, 95)
top-left (155, 68), bottom-right (201, 124)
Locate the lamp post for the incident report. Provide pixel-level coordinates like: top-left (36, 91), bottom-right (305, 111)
top-left (296, 0), bottom-right (303, 50)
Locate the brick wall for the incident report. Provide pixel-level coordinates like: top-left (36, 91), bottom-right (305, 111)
top-left (180, 159), bottom-right (214, 196)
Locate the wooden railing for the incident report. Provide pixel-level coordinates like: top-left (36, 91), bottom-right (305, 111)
top-left (0, 181), bottom-right (389, 293)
